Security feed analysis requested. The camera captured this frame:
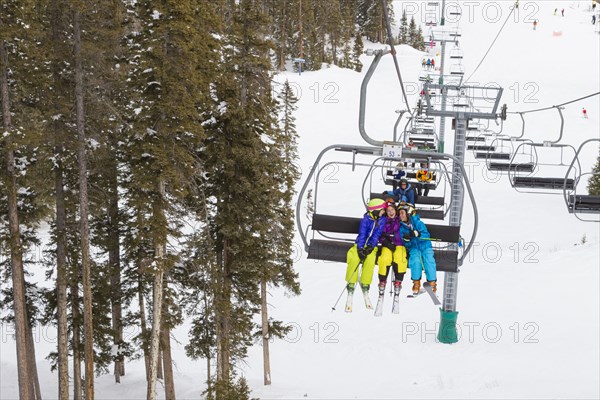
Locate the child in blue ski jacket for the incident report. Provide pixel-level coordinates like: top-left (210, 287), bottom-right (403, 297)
top-left (384, 178), bottom-right (416, 205)
top-left (345, 198), bottom-right (388, 295)
top-left (398, 206), bottom-right (437, 295)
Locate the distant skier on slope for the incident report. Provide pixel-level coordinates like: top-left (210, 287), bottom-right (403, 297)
top-left (562, 8), bottom-right (565, 17)
top-left (533, 20), bottom-right (538, 30)
top-left (592, 15), bottom-right (596, 25)
top-left (583, 108), bottom-right (588, 118)
top-left (398, 206), bottom-right (437, 295)
top-left (344, 198), bottom-right (387, 310)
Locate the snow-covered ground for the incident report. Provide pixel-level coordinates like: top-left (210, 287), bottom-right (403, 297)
top-left (1, 1), bottom-right (599, 399)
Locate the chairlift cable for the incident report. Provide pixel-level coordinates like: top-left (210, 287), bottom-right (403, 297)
top-left (465, 0), bottom-right (519, 82)
top-left (381, 0), bottom-right (412, 114)
top-left (507, 92), bottom-right (600, 115)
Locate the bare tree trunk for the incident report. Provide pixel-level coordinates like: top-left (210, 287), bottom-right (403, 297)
top-left (261, 279), bottom-right (271, 386)
top-left (72, 281), bottom-right (82, 400)
top-left (26, 320), bottom-right (42, 399)
top-left (0, 37), bottom-right (35, 400)
top-left (147, 180), bottom-right (166, 400)
top-left (108, 151), bottom-right (124, 382)
top-left (279, 0), bottom-right (287, 71)
top-left (55, 150), bottom-right (70, 399)
top-left (206, 354), bottom-right (211, 397)
top-left (157, 349), bottom-right (163, 380)
top-left (161, 286), bottom-right (176, 400)
top-left (214, 247), bottom-right (222, 384)
top-left (51, 0), bottom-right (70, 397)
top-left (147, 269), bottom-right (164, 400)
top-left (55, 168), bottom-right (70, 400)
top-left (73, 9), bottom-right (94, 400)
top-left (138, 273), bottom-right (150, 381)
top-left (298, 0), bottom-right (303, 59)
top-left (217, 238), bottom-right (232, 384)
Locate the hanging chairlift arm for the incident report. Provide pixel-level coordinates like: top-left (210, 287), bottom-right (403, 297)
top-left (359, 50), bottom-right (390, 147)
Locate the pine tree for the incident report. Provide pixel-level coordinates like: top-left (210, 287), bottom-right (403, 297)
top-left (415, 26), bottom-right (425, 50)
top-left (408, 16), bottom-right (417, 47)
top-left (324, 0), bottom-right (342, 65)
top-left (588, 152), bottom-right (600, 195)
top-left (299, 0), bottom-right (323, 71)
top-left (339, 2), bottom-right (355, 68)
top-left (257, 80), bottom-right (301, 385)
top-left (352, 32), bottom-right (364, 72)
top-left (363, 0), bottom-right (394, 43)
top-left (399, 10), bottom-right (408, 44)
top-left (272, 0), bottom-right (294, 70)
top-left (123, 1), bottom-right (220, 398)
top-left (0, 2), bottom-right (46, 398)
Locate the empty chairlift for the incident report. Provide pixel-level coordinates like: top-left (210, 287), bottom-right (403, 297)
top-left (449, 47), bottom-right (464, 60)
top-left (475, 137), bottom-right (513, 161)
top-left (508, 141), bottom-right (578, 193)
top-left (509, 106), bottom-right (579, 190)
top-left (450, 63), bottom-right (465, 76)
top-left (486, 141), bottom-right (534, 173)
top-left (563, 138), bottom-right (600, 221)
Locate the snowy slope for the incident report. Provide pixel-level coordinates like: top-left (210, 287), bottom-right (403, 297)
top-left (1, 1), bottom-right (599, 399)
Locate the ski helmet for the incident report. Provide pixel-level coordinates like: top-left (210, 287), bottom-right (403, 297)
top-left (398, 201), bottom-right (416, 216)
top-left (367, 198), bottom-right (387, 212)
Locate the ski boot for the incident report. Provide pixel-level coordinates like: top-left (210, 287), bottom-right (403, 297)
top-left (360, 284), bottom-right (370, 294)
top-left (427, 280), bottom-right (437, 293)
top-left (378, 281), bottom-right (386, 296)
top-left (346, 282), bottom-right (355, 293)
top-left (412, 280), bottom-right (421, 295)
top-left (393, 281), bottom-right (402, 295)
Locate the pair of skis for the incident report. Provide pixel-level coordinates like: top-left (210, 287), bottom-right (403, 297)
top-left (374, 286), bottom-right (401, 316)
top-left (344, 281), bottom-right (440, 314)
top-left (344, 289), bottom-right (369, 313)
top-left (344, 286), bottom-right (401, 315)
top-left (407, 281), bottom-right (441, 305)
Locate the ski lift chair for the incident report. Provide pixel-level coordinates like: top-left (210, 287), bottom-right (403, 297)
top-left (508, 106), bottom-right (581, 191)
top-left (297, 150), bottom-right (480, 287)
top-left (453, 95), bottom-right (470, 110)
top-left (486, 139), bottom-right (535, 172)
top-left (508, 141), bottom-right (578, 193)
top-left (307, 213), bottom-right (460, 271)
top-left (475, 136), bottom-right (515, 160)
top-left (465, 120), bottom-right (486, 142)
top-left (377, 159), bottom-right (453, 221)
top-left (449, 64), bottom-right (465, 76)
top-left (449, 46), bottom-right (464, 60)
top-left (563, 138), bottom-right (600, 221)
top-left (419, 71), bottom-right (436, 82)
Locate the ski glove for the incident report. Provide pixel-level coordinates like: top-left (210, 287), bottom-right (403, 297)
top-left (382, 237), bottom-right (396, 252)
top-left (403, 233), bottom-right (411, 241)
top-left (358, 246), bottom-right (373, 260)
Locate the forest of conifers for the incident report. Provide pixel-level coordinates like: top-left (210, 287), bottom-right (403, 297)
top-left (0, 1), bottom-right (424, 399)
